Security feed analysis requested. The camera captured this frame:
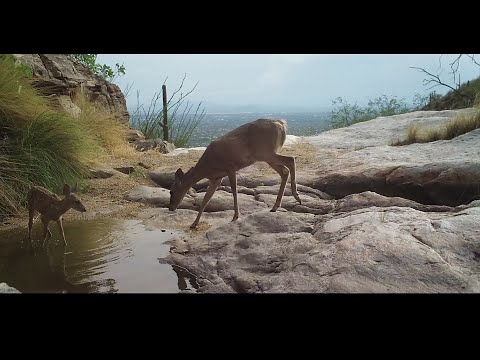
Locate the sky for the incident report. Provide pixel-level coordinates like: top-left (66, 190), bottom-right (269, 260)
top-left (96, 54), bottom-right (480, 113)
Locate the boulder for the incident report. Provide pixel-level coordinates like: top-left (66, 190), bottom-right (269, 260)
top-left (13, 54), bottom-right (130, 123)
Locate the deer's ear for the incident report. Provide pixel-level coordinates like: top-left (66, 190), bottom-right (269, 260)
top-left (63, 184), bottom-right (72, 195)
top-left (175, 168), bottom-right (184, 180)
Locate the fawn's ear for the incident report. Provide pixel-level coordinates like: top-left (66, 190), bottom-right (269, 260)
top-left (175, 168), bottom-right (184, 180)
top-left (63, 184), bottom-right (72, 195)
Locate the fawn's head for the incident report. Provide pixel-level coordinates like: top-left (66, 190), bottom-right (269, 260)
top-left (63, 184), bottom-right (87, 212)
top-left (169, 168), bottom-right (190, 211)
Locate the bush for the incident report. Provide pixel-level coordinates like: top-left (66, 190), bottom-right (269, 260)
top-left (72, 54), bottom-right (126, 82)
top-left (329, 94), bottom-right (424, 129)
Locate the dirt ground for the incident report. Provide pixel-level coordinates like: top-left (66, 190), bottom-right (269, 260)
top-left (0, 139), bottom-right (318, 233)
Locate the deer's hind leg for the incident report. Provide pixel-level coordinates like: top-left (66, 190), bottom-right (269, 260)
top-left (267, 162), bottom-right (289, 212)
top-left (227, 170), bottom-right (240, 221)
top-left (28, 207), bottom-right (35, 240)
top-left (41, 216), bottom-right (52, 247)
top-left (271, 154), bottom-right (301, 205)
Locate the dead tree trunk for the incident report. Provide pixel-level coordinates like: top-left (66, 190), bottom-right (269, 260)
top-left (162, 84), bottom-right (169, 142)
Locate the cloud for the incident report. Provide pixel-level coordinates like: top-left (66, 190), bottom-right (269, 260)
top-left (256, 55), bottom-right (321, 89)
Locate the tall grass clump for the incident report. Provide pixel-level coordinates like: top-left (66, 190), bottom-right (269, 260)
top-left (73, 93), bottom-right (130, 156)
top-left (0, 55), bottom-right (129, 219)
top-left (391, 109), bottom-right (480, 146)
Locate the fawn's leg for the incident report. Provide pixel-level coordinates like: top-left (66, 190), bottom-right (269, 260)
top-left (41, 216), bottom-right (52, 247)
top-left (190, 178), bottom-right (222, 229)
top-left (227, 170), bottom-right (239, 221)
top-left (267, 162), bottom-right (289, 212)
top-left (57, 218), bottom-right (66, 246)
top-left (28, 208), bottom-right (35, 240)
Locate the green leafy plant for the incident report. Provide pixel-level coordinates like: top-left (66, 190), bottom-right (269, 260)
top-left (72, 54), bottom-right (126, 82)
top-left (329, 94), bottom-right (425, 129)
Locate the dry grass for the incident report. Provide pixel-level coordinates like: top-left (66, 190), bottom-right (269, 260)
top-left (392, 110), bottom-right (480, 146)
top-left (73, 94), bottom-right (131, 158)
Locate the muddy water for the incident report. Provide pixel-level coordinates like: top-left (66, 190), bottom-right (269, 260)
top-left (0, 219), bottom-right (198, 293)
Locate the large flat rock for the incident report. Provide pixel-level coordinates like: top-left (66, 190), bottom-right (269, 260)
top-left (303, 108), bottom-right (480, 206)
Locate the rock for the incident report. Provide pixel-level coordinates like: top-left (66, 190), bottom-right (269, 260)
top-left (114, 166), bottom-right (135, 175)
top-left (0, 283), bottom-right (20, 293)
top-left (133, 138), bottom-right (176, 153)
top-left (306, 108), bottom-right (479, 150)
top-left (166, 204), bottom-right (480, 293)
top-left (139, 207), bottom-right (239, 233)
top-left (88, 169), bottom-right (115, 179)
top-left (284, 134), bottom-right (301, 146)
top-left (125, 186), bottom-right (196, 209)
top-left (140, 109), bottom-right (480, 294)
top-left (193, 190), bottom-right (268, 213)
top-left (304, 108), bottom-right (480, 206)
top-left (335, 191), bottom-right (456, 213)
top-left (127, 129), bottom-right (145, 142)
top-left (13, 54), bottom-right (129, 123)
top-left (125, 186), bottom-right (267, 215)
top-left (254, 184), bottom-right (333, 200)
top-left (165, 147), bottom-right (206, 157)
top-left (148, 171), bottom-right (176, 189)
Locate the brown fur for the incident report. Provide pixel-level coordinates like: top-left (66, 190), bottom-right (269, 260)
top-left (27, 184), bottom-right (86, 246)
top-left (169, 118), bottom-right (301, 229)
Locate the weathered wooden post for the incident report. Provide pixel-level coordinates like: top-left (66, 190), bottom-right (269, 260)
top-left (162, 84), bottom-right (169, 142)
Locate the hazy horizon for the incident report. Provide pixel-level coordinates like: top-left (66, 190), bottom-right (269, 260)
top-left (97, 54), bottom-right (480, 113)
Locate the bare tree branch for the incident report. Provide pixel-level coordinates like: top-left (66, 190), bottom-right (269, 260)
top-left (449, 54), bottom-right (462, 87)
top-left (466, 54), bottom-right (480, 67)
top-left (410, 66), bottom-right (470, 99)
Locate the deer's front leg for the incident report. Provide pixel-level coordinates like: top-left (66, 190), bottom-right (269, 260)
top-left (42, 221), bottom-right (52, 247)
top-left (57, 218), bottom-right (67, 246)
top-left (190, 178), bottom-right (222, 229)
top-left (28, 208), bottom-right (35, 241)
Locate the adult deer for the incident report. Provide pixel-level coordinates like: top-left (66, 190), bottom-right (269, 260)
top-left (27, 184), bottom-right (87, 246)
top-left (169, 118), bottom-right (302, 229)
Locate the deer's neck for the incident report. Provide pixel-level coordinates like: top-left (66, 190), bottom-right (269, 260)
top-left (55, 198), bottom-right (71, 216)
top-left (184, 165), bottom-right (210, 189)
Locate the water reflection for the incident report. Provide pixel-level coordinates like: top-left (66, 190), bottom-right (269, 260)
top-left (0, 219), bottom-right (198, 293)
top-left (171, 264), bottom-right (199, 291)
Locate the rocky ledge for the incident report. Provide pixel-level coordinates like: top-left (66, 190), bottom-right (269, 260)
top-left (124, 109), bottom-right (480, 293)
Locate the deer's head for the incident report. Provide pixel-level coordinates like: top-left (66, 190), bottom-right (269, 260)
top-left (63, 184), bottom-right (87, 212)
top-left (169, 168), bottom-right (190, 211)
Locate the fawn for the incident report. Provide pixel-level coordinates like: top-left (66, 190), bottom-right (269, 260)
top-left (27, 184), bottom-right (87, 246)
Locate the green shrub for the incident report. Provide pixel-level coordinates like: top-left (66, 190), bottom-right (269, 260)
top-left (329, 94), bottom-right (423, 129)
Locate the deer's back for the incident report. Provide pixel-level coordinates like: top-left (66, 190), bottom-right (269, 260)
top-left (28, 186), bottom-right (61, 213)
top-left (201, 119), bottom-right (287, 169)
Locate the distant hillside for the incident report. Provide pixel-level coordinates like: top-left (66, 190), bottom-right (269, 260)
top-left (422, 76), bottom-right (480, 111)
